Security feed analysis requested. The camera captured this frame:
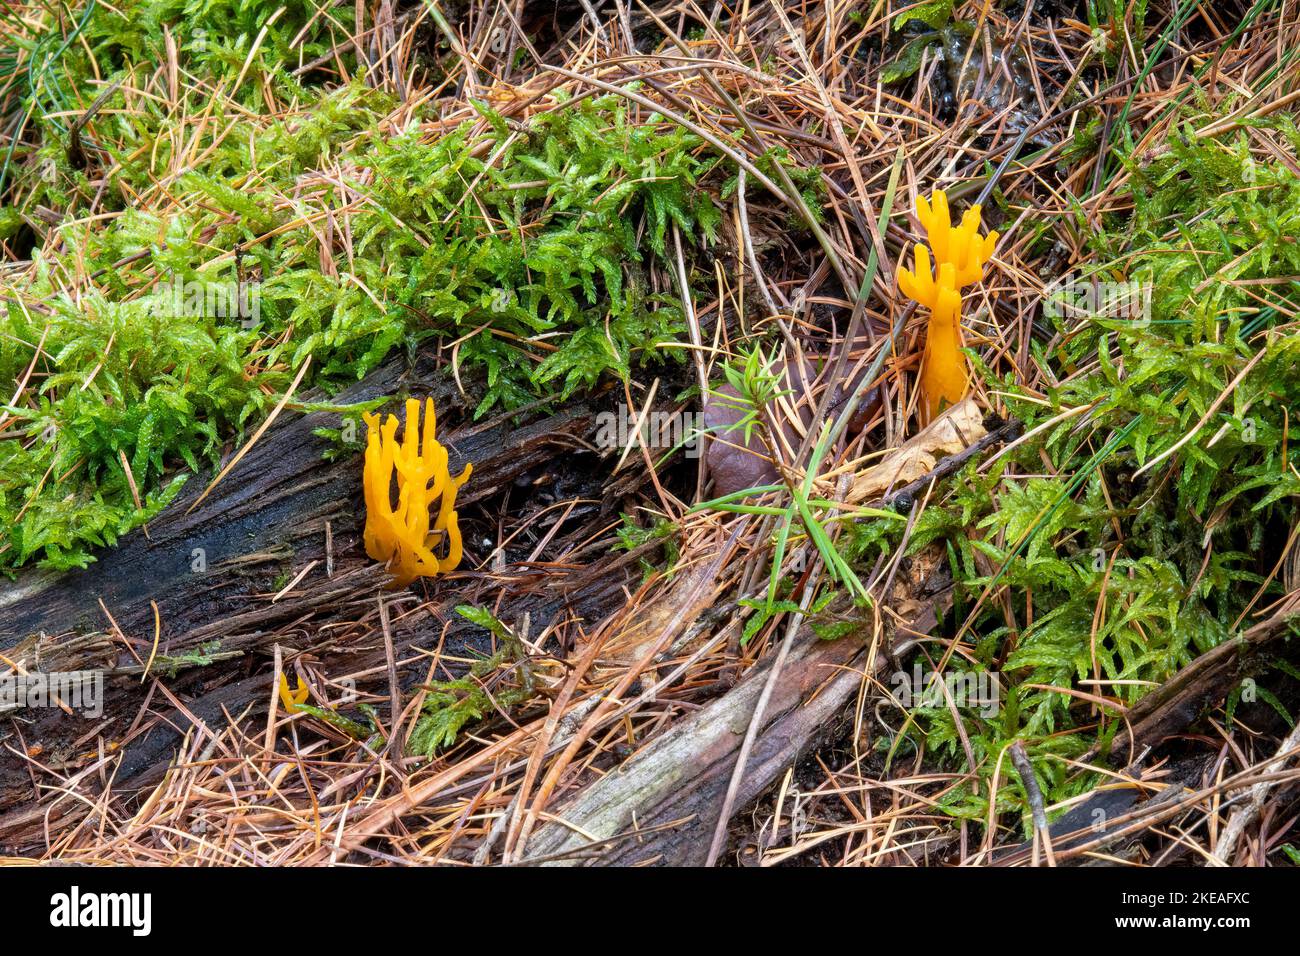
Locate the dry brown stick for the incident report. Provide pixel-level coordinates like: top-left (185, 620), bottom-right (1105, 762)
top-left (1104, 594), bottom-right (1300, 767)
top-left (704, 546), bottom-right (825, 866)
top-left (1009, 741), bottom-right (1056, 867)
top-left (1212, 718), bottom-right (1300, 864)
top-left (875, 416), bottom-right (1023, 510)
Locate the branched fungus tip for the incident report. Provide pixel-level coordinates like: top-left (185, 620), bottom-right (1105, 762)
top-left (362, 398), bottom-right (471, 588)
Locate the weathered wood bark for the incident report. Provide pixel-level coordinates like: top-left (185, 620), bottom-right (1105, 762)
top-left (520, 574), bottom-right (953, 866)
top-left (0, 350), bottom-right (650, 840)
top-left (0, 351), bottom-right (590, 643)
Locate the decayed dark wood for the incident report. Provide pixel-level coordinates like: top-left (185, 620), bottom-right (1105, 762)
top-left (0, 542), bottom-right (662, 848)
top-left (519, 574), bottom-right (954, 866)
top-left (991, 755), bottom-right (1214, 866)
top-left (0, 350), bottom-right (634, 839)
top-left (0, 351), bottom-right (591, 645)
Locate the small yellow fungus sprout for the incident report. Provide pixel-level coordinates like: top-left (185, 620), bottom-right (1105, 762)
top-left (917, 263), bottom-right (967, 425)
top-left (362, 398), bottom-right (472, 588)
top-left (897, 189), bottom-right (999, 423)
top-left (278, 672), bottom-right (309, 713)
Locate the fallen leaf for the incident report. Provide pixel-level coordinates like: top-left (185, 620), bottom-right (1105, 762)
top-left (846, 398), bottom-right (985, 504)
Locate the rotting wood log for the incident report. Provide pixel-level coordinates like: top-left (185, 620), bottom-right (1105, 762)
top-left (0, 350), bottom-right (592, 643)
top-left (0, 349), bottom-right (661, 840)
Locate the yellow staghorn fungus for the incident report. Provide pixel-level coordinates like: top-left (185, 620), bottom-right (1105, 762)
top-left (278, 672), bottom-right (309, 713)
top-left (362, 398), bottom-right (472, 588)
top-left (917, 263), bottom-right (968, 424)
top-left (912, 189), bottom-right (999, 288)
top-left (898, 189), bottom-right (998, 423)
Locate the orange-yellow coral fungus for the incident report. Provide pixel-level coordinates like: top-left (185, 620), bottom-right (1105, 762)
top-left (362, 398), bottom-right (471, 588)
top-left (912, 190), bottom-right (998, 288)
top-left (917, 264), bottom-right (967, 424)
top-left (898, 189), bottom-right (998, 423)
top-left (278, 673), bottom-right (309, 713)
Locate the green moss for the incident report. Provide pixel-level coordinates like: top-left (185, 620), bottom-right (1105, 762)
top-left (864, 113), bottom-right (1300, 832)
top-left (408, 605), bottom-right (536, 756)
top-left (2, 19), bottom-right (728, 572)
